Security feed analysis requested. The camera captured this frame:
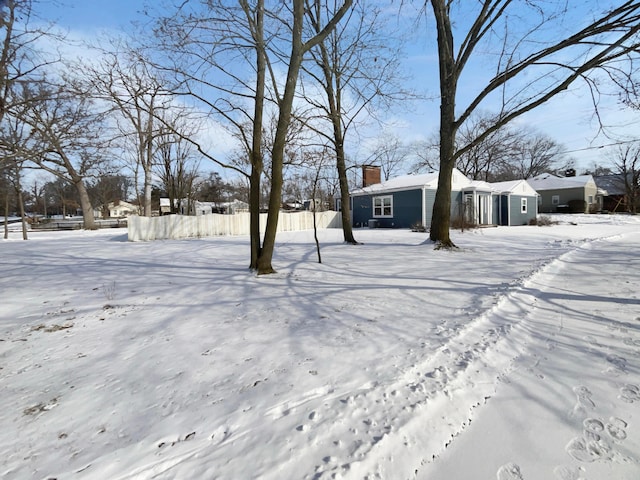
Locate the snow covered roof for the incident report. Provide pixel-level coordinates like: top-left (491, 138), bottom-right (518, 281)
top-left (351, 169), bottom-right (540, 197)
top-left (464, 180), bottom-right (495, 192)
top-left (490, 179), bottom-right (539, 196)
top-left (594, 174), bottom-right (630, 196)
top-left (350, 168), bottom-right (472, 196)
top-left (527, 173), bottom-right (595, 191)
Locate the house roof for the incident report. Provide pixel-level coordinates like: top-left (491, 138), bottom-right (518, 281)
top-left (527, 173), bottom-right (595, 191)
top-left (351, 169), bottom-right (538, 197)
top-left (490, 179), bottom-right (539, 196)
top-left (594, 174), bottom-right (631, 196)
top-left (350, 168), bottom-right (471, 196)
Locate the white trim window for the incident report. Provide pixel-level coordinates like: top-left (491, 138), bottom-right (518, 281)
top-left (552, 195), bottom-right (560, 205)
top-left (373, 195), bottom-right (393, 218)
top-left (521, 198), bottom-right (527, 213)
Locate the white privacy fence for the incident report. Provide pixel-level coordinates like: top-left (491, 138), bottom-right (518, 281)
top-left (127, 211), bottom-right (343, 241)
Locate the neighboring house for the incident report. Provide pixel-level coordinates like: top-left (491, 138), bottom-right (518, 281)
top-left (219, 199), bottom-right (249, 214)
top-left (594, 173), bottom-right (639, 213)
top-left (350, 167), bottom-right (538, 229)
top-left (527, 173), bottom-right (601, 213)
top-left (159, 198), bottom-right (172, 215)
top-left (181, 201), bottom-right (217, 216)
top-left (94, 200), bottom-right (139, 218)
top-left (179, 199), bottom-right (249, 216)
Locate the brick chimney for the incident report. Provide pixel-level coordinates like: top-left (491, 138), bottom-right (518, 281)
top-left (362, 165), bottom-right (381, 187)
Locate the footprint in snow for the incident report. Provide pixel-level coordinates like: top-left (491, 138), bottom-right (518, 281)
top-left (565, 435), bottom-right (612, 463)
top-left (606, 417), bottom-right (628, 441)
top-left (497, 462), bottom-right (524, 480)
top-left (553, 465), bottom-right (585, 480)
top-left (618, 384), bottom-right (640, 403)
top-left (570, 386), bottom-right (595, 417)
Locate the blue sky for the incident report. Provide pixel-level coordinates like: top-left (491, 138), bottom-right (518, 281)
top-left (38, 1), bottom-right (144, 30)
top-left (33, 1), bottom-right (639, 173)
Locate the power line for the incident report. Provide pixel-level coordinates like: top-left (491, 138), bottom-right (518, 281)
top-left (564, 138), bottom-right (638, 154)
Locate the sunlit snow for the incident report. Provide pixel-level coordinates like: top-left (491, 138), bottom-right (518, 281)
top-left (1, 214), bottom-right (639, 479)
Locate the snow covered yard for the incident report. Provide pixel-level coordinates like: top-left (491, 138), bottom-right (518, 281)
top-left (1, 214), bottom-right (639, 480)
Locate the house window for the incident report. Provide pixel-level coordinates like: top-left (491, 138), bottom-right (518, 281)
top-left (588, 195), bottom-right (594, 204)
top-left (521, 198), bottom-right (527, 213)
top-left (552, 195), bottom-right (560, 205)
top-left (373, 195), bottom-right (393, 217)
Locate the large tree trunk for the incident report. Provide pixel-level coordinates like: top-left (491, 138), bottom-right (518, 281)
top-left (143, 167), bottom-right (153, 217)
top-left (257, 0), bottom-right (353, 273)
top-left (249, 164), bottom-right (262, 269)
top-left (257, 0), bottom-right (306, 275)
top-left (75, 179), bottom-right (97, 230)
top-left (429, 0), bottom-right (458, 248)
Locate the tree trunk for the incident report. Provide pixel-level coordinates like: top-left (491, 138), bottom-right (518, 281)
top-left (335, 134), bottom-right (357, 244)
top-left (249, 0), bottom-right (266, 271)
top-left (257, 1), bottom-right (306, 275)
top-left (143, 167), bottom-right (153, 217)
top-left (429, 0), bottom-right (458, 248)
top-left (75, 179), bottom-right (97, 230)
top-left (16, 182), bottom-right (28, 240)
top-left (249, 165), bottom-right (262, 269)
top-left (3, 191), bottom-right (8, 240)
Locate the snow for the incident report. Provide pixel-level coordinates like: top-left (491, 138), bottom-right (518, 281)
top-left (528, 173), bottom-right (595, 190)
top-left (1, 214), bottom-right (639, 480)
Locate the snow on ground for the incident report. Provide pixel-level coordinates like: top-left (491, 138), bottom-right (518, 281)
top-left (1, 214), bottom-right (639, 480)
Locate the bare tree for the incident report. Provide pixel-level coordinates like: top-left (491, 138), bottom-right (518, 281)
top-left (428, 1), bottom-right (640, 247)
top-left (0, 167), bottom-right (12, 238)
top-left (0, 0), bottom-right (61, 235)
top-left (10, 80), bottom-right (110, 229)
top-left (365, 132), bottom-right (411, 181)
top-left (154, 122), bottom-right (202, 215)
top-left (87, 174), bottom-right (132, 219)
top-left (153, 0), bottom-right (278, 269)
top-left (0, 0), bottom-right (60, 127)
top-left (301, 0), bottom-right (409, 244)
top-left (612, 143), bottom-right (640, 213)
top-left (83, 45), bottom-right (174, 217)
top-left (256, 0), bottom-right (353, 274)
top-left (152, 0), bottom-right (352, 274)
top-left (507, 132), bottom-right (567, 180)
top-left (452, 112), bottom-right (513, 181)
top-left (0, 108), bottom-right (31, 238)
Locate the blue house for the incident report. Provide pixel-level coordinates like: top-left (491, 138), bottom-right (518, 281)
top-left (350, 168), bottom-right (538, 229)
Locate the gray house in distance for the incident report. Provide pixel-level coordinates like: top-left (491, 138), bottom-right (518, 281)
top-left (350, 167), bottom-right (538, 229)
top-left (527, 173), bottom-right (601, 213)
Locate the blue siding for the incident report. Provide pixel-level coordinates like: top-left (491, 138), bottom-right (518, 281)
top-left (493, 195), bottom-right (501, 225)
top-left (424, 190), bottom-right (436, 226)
top-left (352, 189), bottom-right (423, 229)
top-left (509, 195), bottom-right (537, 225)
top-left (352, 195), bottom-right (373, 227)
top-left (500, 195), bottom-right (509, 225)
top-left (424, 191), bottom-right (462, 228)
